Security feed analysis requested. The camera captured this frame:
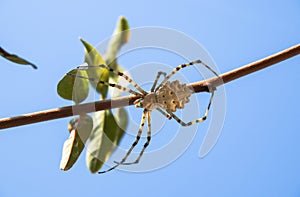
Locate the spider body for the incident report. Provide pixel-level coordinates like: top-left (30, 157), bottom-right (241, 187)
top-left (135, 80), bottom-right (193, 112)
top-left (71, 59), bottom-right (220, 173)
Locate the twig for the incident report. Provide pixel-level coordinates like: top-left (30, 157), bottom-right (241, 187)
top-left (0, 43), bottom-right (299, 130)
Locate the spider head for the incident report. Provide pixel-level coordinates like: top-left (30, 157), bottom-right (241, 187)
top-left (134, 93), bottom-right (159, 110)
top-left (134, 98), bottom-right (143, 108)
top-left (135, 102), bottom-right (143, 108)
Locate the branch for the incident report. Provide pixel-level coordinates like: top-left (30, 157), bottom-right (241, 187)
top-left (1, 43), bottom-right (299, 130)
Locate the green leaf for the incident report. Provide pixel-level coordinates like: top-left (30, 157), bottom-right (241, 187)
top-left (114, 108), bottom-right (128, 145)
top-left (60, 114), bottom-right (93, 171)
top-left (80, 38), bottom-right (106, 65)
top-left (80, 38), bottom-right (109, 98)
top-left (84, 17), bottom-right (130, 173)
top-left (106, 16), bottom-right (130, 70)
top-left (86, 109), bottom-right (127, 173)
top-left (0, 47), bottom-right (37, 69)
top-left (57, 69), bottom-right (89, 104)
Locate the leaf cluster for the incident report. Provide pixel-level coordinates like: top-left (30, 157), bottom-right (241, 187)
top-left (57, 17), bottom-right (130, 173)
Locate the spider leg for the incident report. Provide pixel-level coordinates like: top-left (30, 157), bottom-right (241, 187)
top-left (98, 109), bottom-right (147, 174)
top-left (78, 64), bottom-right (147, 94)
top-left (118, 110), bottom-right (152, 165)
top-left (67, 72), bottom-right (141, 96)
top-left (157, 107), bottom-right (172, 120)
top-left (151, 71), bottom-right (167, 92)
top-left (167, 91), bottom-right (215, 126)
top-left (116, 108), bottom-right (172, 166)
top-left (155, 60), bottom-right (219, 92)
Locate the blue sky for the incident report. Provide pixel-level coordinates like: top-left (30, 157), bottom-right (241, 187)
top-left (1, 0), bottom-right (300, 196)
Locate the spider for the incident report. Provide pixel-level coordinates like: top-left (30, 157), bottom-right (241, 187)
top-left (70, 60), bottom-right (219, 173)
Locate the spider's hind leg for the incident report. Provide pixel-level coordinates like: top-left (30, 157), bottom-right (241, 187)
top-left (155, 60), bottom-right (220, 91)
top-left (168, 91), bottom-right (215, 126)
top-left (157, 107), bottom-right (172, 120)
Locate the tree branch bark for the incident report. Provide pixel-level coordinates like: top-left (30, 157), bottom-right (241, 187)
top-left (1, 43), bottom-right (299, 130)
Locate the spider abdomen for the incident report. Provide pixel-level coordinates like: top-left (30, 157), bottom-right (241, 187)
top-left (156, 80), bottom-right (193, 112)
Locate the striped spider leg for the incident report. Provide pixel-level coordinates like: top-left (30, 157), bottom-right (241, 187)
top-left (69, 65), bottom-right (153, 173)
top-left (69, 60), bottom-right (219, 174)
top-left (151, 59), bottom-right (219, 126)
top-left (116, 60), bottom-right (219, 167)
top-left (151, 71), bottom-right (167, 92)
top-left (154, 59), bottom-right (219, 92)
top-left (76, 64), bottom-right (147, 95)
top-left (166, 91), bottom-right (215, 126)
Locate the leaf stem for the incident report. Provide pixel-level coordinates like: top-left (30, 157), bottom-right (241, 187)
top-left (0, 43), bottom-right (299, 130)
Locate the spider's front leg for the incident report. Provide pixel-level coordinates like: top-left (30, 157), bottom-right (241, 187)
top-left (77, 64), bottom-right (147, 94)
top-left (67, 72), bottom-right (141, 96)
top-left (98, 109), bottom-right (148, 174)
top-left (116, 110), bottom-right (152, 165)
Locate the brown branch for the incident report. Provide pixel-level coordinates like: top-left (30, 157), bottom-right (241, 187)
top-left (1, 43), bottom-right (299, 130)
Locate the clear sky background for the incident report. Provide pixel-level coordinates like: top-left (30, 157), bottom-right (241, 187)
top-left (1, 0), bottom-right (300, 196)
